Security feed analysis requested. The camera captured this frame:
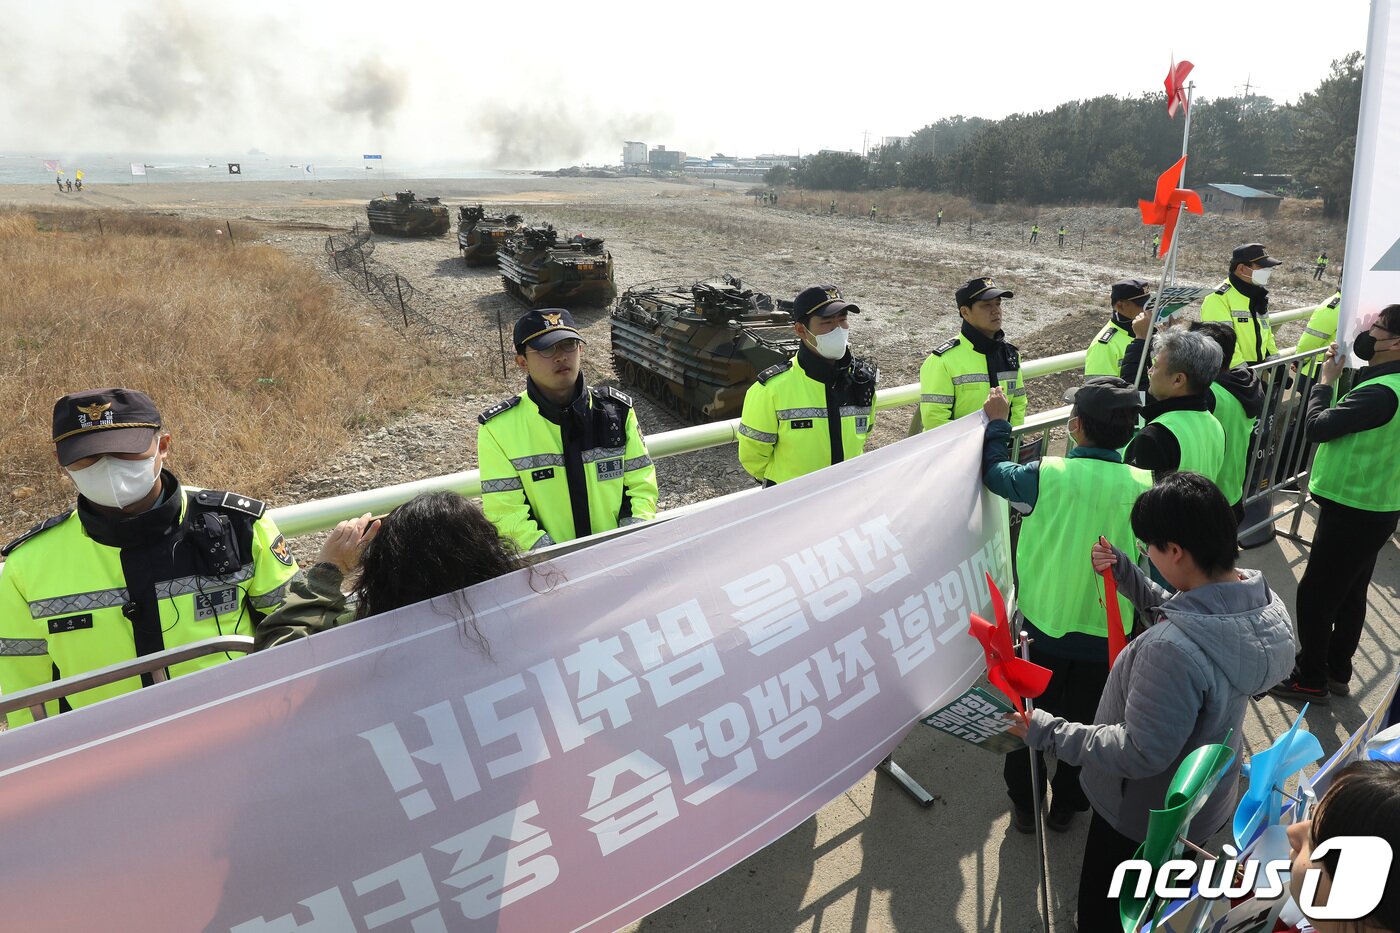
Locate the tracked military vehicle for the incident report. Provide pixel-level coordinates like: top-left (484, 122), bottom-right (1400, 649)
top-left (457, 204), bottom-right (523, 266)
top-left (610, 275), bottom-right (800, 422)
top-left (366, 191), bottom-right (450, 237)
top-left (498, 224), bottom-right (615, 307)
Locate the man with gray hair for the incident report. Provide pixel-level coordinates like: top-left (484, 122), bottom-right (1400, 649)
top-left (1124, 328), bottom-right (1227, 485)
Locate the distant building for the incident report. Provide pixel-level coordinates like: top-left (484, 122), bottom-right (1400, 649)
top-left (1192, 183), bottom-right (1283, 219)
top-left (648, 146), bottom-right (685, 171)
top-left (622, 141), bottom-right (648, 167)
top-left (881, 136), bottom-right (910, 149)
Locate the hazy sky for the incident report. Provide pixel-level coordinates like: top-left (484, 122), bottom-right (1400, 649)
top-left (0, 0), bottom-right (1373, 168)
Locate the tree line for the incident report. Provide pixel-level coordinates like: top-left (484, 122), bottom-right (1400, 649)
top-left (768, 54), bottom-right (1362, 218)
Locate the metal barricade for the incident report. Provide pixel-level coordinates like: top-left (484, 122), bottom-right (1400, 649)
top-left (0, 635), bottom-right (254, 729)
top-left (1238, 346), bottom-right (1330, 545)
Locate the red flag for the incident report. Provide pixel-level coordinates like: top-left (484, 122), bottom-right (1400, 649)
top-left (1139, 156), bottom-right (1203, 258)
top-left (966, 573), bottom-right (1051, 716)
top-left (1165, 58), bottom-right (1194, 117)
top-left (1102, 569), bottom-right (1127, 666)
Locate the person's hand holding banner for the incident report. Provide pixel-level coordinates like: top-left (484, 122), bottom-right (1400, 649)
top-left (1096, 536), bottom-right (1128, 667)
top-left (982, 386), bottom-right (1011, 422)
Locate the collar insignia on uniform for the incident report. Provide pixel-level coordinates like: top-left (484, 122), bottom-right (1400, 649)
top-left (77, 402), bottom-right (111, 424)
top-left (543, 312), bottom-right (562, 327)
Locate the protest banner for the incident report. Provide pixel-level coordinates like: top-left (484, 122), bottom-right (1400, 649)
top-left (0, 414), bottom-right (1010, 931)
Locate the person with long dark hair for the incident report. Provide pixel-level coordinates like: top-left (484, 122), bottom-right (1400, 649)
top-left (1287, 760), bottom-right (1400, 932)
top-left (254, 491), bottom-right (525, 650)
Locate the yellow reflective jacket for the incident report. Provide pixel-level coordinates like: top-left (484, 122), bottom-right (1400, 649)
top-left (738, 346), bottom-right (878, 485)
top-left (920, 323), bottom-right (1026, 430)
top-left (1084, 315), bottom-right (1136, 378)
top-left (1200, 278), bottom-right (1278, 366)
top-left (478, 378), bottom-right (657, 551)
top-left (1296, 292), bottom-right (1341, 377)
top-left (0, 472), bottom-right (297, 727)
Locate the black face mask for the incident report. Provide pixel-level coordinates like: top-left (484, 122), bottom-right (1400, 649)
top-left (1353, 332), bottom-right (1397, 361)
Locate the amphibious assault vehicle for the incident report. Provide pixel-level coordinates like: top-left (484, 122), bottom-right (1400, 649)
top-left (610, 275), bottom-right (799, 422)
top-left (365, 191), bottom-right (450, 237)
top-left (457, 204), bottom-right (524, 266)
top-left (498, 224), bottom-right (615, 306)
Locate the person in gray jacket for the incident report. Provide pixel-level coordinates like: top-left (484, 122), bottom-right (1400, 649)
top-left (1008, 472), bottom-right (1294, 932)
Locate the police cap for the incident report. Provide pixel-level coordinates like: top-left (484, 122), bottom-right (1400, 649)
top-left (1231, 243), bottom-right (1282, 268)
top-left (956, 277), bottom-right (1014, 309)
top-left (1110, 278), bottom-right (1152, 306)
top-left (52, 388), bottom-right (162, 467)
top-left (1063, 377), bottom-right (1141, 424)
top-left (792, 285), bottom-right (861, 323)
top-left (513, 308), bottom-right (585, 353)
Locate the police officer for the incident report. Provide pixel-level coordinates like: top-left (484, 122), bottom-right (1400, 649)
top-left (936, 207), bottom-right (944, 228)
top-left (1124, 328), bottom-right (1226, 483)
top-left (1314, 252), bottom-right (1329, 281)
top-left (1200, 243), bottom-right (1283, 366)
top-left (1191, 322), bottom-right (1265, 523)
top-left (1029, 224), bottom-right (1040, 245)
top-left (738, 285), bottom-right (878, 485)
top-left (0, 388), bottom-right (298, 728)
top-left (1084, 279), bottom-right (1151, 378)
top-left (982, 377), bottom-right (1150, 834)
top-left (920, 277), bottom-right (1026, 431)
top-left (478, 308), bottom-right (657, 551)
top-left (1271, 304), bottom-right (1400, 704)
top-left (1057, 225), bottom-right (1067, 248)
top-left (1152, 233), bottom-right (1161, 258)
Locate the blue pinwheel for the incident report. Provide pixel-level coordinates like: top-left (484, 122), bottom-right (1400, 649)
top-left (1233, 705), bottom-right (1323, 852)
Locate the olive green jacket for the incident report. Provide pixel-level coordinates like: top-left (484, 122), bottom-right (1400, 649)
top-left (253, 563), bottom-right (355, 651)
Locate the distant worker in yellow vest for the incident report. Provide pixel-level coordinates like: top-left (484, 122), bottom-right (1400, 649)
top-left (0, 388), bottom-right (298, 728)
top-left (1199, 243), bottom-right (1282, 366)
top-left (1084, 278), bottom-right (1151, 378)
top-left (1029, 224), bottom-right (1040, 245)
top-left (1190, 322), bottom-right (1265, 524)
top-left (477, 308), bottom-right (658, 551)
top-left (1057, 225), bottom-right (1067, 248)
top-left (1314, 251), bottom-right (1329, 281)
top-left (920, 277), bottom-right (1026, 431)
top-left (982, 376), bottom-right (1150, 834)
top-left (936, 208), bottom-right (944, 227)
top-left (1152, 233), bottom-right (1161, 258)
top-left (738, 285), bottom-right (878, 485)
top-left (1271, 304), bottom-right (1400, 704)
top-left (1124, 328), bottom-right (1225, 484)
top-left (870, 204), bottom-right (877, 220)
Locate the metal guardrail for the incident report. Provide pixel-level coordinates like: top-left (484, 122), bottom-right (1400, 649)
top-left (0, 635), bottom-right (254, 725)
top-left (267, 305), bottom-right (1316, 538)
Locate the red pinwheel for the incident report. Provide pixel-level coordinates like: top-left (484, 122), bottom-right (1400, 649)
top-left (1102, 568), bottom-right (1127, 667)
top-left (1165, 59), bottom-right (1194, 117)
top-left (1139, 156), bottom-right (1203, 258)
top-left (966, 573), bottom-right (1051, 716)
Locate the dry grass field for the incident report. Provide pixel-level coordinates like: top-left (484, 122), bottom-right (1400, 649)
top-left (0, 208), bottom-right (438, 537)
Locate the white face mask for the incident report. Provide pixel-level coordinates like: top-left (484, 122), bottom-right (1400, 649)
top-left (67, 454), bottom-right (160, 508)
top-left (1250, 267), bottom-right (1273, 287)
top-left (808, 324), bottom-right (850, 360)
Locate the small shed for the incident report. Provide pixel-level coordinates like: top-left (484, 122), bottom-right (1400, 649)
top-left (1192, 183), bottom-right (1283, 219)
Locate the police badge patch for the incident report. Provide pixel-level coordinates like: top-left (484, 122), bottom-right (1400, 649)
top-left (195, 588), bottom-right (239, 620)
top-left (596, 458), bottom-right (623, 481)
top-left (269, 534), bottom-right (294, 566)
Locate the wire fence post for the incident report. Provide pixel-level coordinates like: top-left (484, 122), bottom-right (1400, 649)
top-left (97, 217), bottom-right (104, 237)
top-left (362, 251), bottom-right (371, 294)
top-left (394, 274), bottom-right (408, 328)
top-left (497, 307), bottom-right (508, 378)
top-left (226, 220), bottom-right (235, 245)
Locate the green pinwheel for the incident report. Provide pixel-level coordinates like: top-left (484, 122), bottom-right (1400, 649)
top-left (1120, 740), bottom-right (1236, 933)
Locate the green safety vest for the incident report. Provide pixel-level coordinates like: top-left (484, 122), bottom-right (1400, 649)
top-left (1296, 293), bottom-right (1340, 378)
top-left (1084, 319), bottom-right (1134, 378)
top-left (0, 481), bottom-right (297, 728)
top-left (920, 336), bottom-right (1026, 430)
top-left (1153, 407), bottom-right (1227, 485)
top-left (1017, 456), bottom-right (1152, 640)
top-left (1209, 383), bottom-right (1258, 507)
top-left (1200, 280), bottom-right (1279, 366)
top-left (1309, 372), bottom-right (1400, 512)
top-left (738, 354), bottom-right (877, 485)
top-left (478, 386), bottom-right (658, 551)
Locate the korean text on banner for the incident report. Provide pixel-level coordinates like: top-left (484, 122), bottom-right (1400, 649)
top-left (1339, 0), bottom-right (1400, 351)
top-left (130, 162), bottom-right (146, 176)
top-left (0, 414), bottom-right (1010, 932)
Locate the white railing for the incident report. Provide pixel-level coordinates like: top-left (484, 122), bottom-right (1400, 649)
top-left (268, 306), bottom-right (1317, 537)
